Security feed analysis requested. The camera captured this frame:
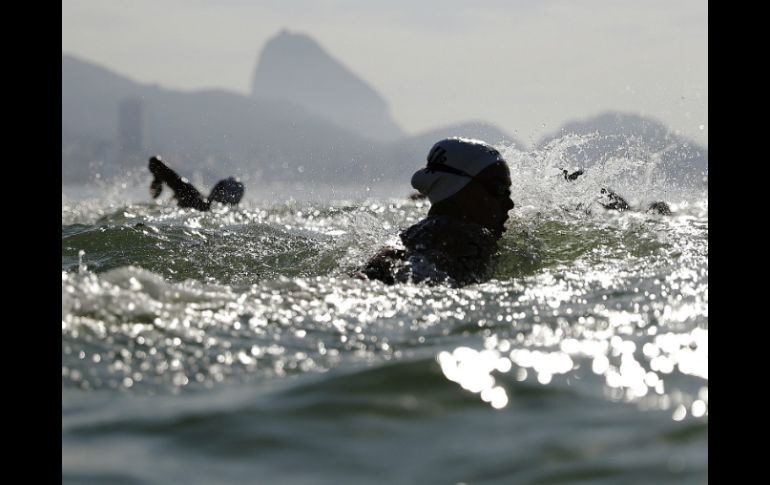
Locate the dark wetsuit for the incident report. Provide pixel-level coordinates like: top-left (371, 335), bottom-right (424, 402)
top-left (360, 215), bottom-right (499, 287)
top-left (149, 157), bottom-right (211, 211)
top-left (149, 157), bottom-right (244, 211)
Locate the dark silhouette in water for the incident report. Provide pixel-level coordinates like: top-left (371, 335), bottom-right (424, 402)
top-left (148, 156), bottom-right (244, 211)
top-left (646, 200), bottom-right (672, 215)
top-left (599, 187), bottom-right (632, 212)
top-left (562, 168), bottom-right (670, 215)
top-left (358, 137), bottom-right (514, 287)
top-left (562, 168), bottom-right (584, 181)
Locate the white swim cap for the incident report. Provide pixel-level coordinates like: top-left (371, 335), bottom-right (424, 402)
top-left (411, 137), bottom-right (505, 204)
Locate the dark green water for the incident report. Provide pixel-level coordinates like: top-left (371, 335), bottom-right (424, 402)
top-left (62, 170), bottom-right (707, 484)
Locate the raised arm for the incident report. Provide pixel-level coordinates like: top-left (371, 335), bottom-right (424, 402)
top-left (148, 156), bottom-right (210, 211)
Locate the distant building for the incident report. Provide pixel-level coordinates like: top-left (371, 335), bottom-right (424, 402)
top-left (116, 97), bottom-right (147, 171)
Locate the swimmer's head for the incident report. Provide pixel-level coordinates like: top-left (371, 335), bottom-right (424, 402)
top-left (412, 138), bottom-right (514, 237)
top-left (209, 177), bottom-right (245, 205)
top-left (411, 137), bottom-right (506, 204)
top-left (647, 201), bottom-right (672, 215)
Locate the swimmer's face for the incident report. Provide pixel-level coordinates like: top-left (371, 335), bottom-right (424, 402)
top-left (457, 162), bottom-right (514, 237)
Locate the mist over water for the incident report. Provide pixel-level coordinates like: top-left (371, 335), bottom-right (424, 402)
top-left (62, 135), bottom-right (707, 484)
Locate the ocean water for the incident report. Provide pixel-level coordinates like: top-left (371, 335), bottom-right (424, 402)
top-left (62, 142), bottom-right (708, 484)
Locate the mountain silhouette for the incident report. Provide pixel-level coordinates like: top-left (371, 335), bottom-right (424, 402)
top-left (62, 51), bottom-right (520, 186)
top-left (62, 54), bottom-right (394, 184)
top-left (251, 30), bottom-right (404, 143)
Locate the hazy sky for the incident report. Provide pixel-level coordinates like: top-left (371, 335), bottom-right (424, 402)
top-left (62, 0), bottom-right (708, 146)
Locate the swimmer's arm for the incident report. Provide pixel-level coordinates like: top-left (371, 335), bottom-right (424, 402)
top-left (148, 156), bottom-right (209, 210)
top-left (149, 156), bottom-right (187, 192)
top-left (563, 169), bottom-right (585, 181)
top-left (352, 246), bottom-right (407, 283)
top-left (150, 177), bottom-right (163, 199)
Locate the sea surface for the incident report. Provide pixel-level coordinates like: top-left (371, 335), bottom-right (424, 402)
top-left (62, 143), bottom-right (708, 484)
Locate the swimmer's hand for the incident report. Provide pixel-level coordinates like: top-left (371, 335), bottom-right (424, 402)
top-left (150, 177), bottom-right (163, 199)
top-left (351, 271), bottom-right (368, 280)
top-left (148, 156), bottom-right (165, 174)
